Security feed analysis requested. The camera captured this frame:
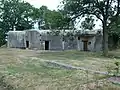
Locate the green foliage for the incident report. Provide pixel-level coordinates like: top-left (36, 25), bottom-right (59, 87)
top-left (62, 0), bottom-right (120, 55)
top-left (108, 16), bottom-right (120, 48)
top-left (34, 6), bottom-right (74, 30)
top-left (0, 0), bottom-right (35, 46)
top-left (114, 61), bottom-right (120, 76)
top-left (80, 15), bottom-right (95, 30)
top-left (0, 29), bottom-right (6, 46)
top-left (44, 10), bottom-right (67, 29)
top-left (109, 16), bottom-right (120, 34)
top-left (0, 0), bottom-right (34, 31)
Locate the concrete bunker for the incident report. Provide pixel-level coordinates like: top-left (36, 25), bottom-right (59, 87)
top-left (7, 29), bottom-right (103, 52)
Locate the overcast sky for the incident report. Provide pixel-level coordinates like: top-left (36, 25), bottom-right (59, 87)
top-left (25, 0), bottom-right (62, 10)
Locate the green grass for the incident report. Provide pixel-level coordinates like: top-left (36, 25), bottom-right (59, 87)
top-left (0, 48), bottom-right (120, 90)
top-left (38, 50), bottom-right (119, 72)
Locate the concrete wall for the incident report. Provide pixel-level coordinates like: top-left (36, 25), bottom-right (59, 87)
top-left (8, 31), bottom-right (25, 48)
top-left (77, 37), bottom-right (95, 51)
top-left (26, 30), bottom-right (77, 50)
top-left (88, 37), bottom-right (96, 51)
top-left (7, 30), bottom-right (102, 52)
top-left (25, 30), bottom-right (41, 49)
top-left (64, 37), bottom-right (77, 50)
top-left (49, 36), bottom-right (62, 50)
top-left (94, 34), bottom-right (103, 52)
top-left (40, 34), bottom-right (63, 50)
top-left (78, 36), bottom-right (102, 51)
top-left (26, 30), bottom-right (63, 50)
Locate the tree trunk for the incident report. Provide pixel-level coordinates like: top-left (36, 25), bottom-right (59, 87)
top-left (102, 21), bottom-right (108, 56)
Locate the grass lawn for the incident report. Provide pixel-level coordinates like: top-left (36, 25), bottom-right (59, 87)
top-left (39, 50), bottom-right (118, 72)
top-left (0, 48), bottom-right (120, 90)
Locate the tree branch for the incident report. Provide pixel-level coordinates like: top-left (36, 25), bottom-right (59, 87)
top-left (94, 14), bottom-right (103, 22)
top-left (116, 0), bottom-right (120, 16)
top-left (71, 11), bottom-right (103, 23)
top-left (95, 0), bottom-right (105, 17)
top-left (108, 0), bottom-right (120, 28)
top-left (105, 0), bottom-right (110, 19)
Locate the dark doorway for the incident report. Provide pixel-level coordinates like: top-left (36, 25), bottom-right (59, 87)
top-left (83, 41), bottom-right (88, 51)
top-left (78, 37), bottom-right (80, 40)
top-left (26, 41), bottom-right (29, 48)
top-left (45, 41), bottom-right (49, 50)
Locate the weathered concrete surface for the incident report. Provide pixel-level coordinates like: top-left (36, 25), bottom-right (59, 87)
top-left (7, 30), bottom-right (103, 52)
top-left (7, 31), bottom-right (26, 48)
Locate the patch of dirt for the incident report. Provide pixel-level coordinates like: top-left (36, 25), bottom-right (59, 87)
top-left (108, 76), bottom-right (120, 84)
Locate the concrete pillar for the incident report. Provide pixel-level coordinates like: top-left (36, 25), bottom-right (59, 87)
top-left (49, 41), bottom-right (51, 50)
top-left (13, 26), bottom-right (16, 31)
top-left (7, 39), bottom-right (9, 48)
top-left (62, 41), bottom-right (65, 50)
top-left (43, 41), bottom-right (45, 50)
top-left (77, 40), bottom-right (80, 50)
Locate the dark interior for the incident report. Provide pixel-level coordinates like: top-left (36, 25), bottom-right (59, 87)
top-left (45, 41), bottom-right (49, 50)
top-left (83, 41), bottom-right (88, 51)
top-left (26, 41), bottom-right (29, 48)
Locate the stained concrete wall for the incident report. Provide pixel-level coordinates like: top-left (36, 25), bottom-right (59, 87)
top-left (64, 37), bottom-right (77, 50)
top-left (25, 30), bottom-right (63, 50)
top-left (7, 31), bottom-right (25, 48)
top-left (94, 34), bottom-right (103, 52)
top-left (77, 35), bottom-right (102, 51)
top-left (7, 30), bottom-right (102, 52)
top-left (88, 37), bottom-right (96, 51)
top-left (49, 36), bottom-right (63, 50)
top-left (25, 30), bottom-right (41, 49)
top-left (25, 30), bottom-right (78, 50)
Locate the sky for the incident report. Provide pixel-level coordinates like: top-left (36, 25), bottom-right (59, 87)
top-left (25, 0), bottom-right (62, 10)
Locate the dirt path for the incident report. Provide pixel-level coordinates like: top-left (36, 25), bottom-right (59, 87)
top-left (46, 61), bottom-right (109, 75)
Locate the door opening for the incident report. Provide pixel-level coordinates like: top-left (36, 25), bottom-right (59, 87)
top-left (83, 41), bottom-right (88, 51)
top-left (26, 41), bottom-right (29, 48)
top-left (45, 41), bottom-right (49, 50)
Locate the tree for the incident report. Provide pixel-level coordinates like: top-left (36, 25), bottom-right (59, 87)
top-left (44, 10), bottom-right (74, 30)
top-left (31, 5), bottom-right (74, 30)
top-left (108, 16), bottom-right (120, 49)
top-left (0, 28), bottom-right (6, 46)
top-left (38, 6), bottom-right (49, 29)
top-left (0, 0), bottom-right (34, 46)
top-left (62, 0), bottom-right (120, 56)
top-left (0, 0), bottom-right (34, 31)
top-left (80, 15), bottom-right (95, 30)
